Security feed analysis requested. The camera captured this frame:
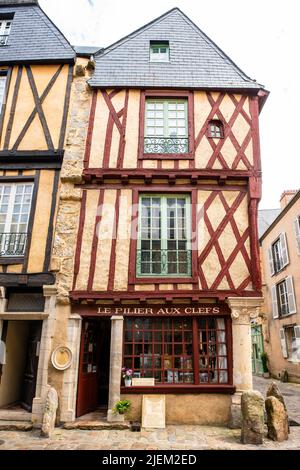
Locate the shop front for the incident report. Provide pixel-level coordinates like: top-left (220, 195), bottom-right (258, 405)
top-left (74, 303), bottom-right (236, 425)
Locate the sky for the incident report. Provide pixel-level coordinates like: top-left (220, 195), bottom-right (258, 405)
top-left (39, 0), bottom-right (300, 209)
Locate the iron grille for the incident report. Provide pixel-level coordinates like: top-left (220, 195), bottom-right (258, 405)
top-left (144, 137), bottom-right (189, 154)
top-left (137, 249), bottom-right (192, 276)
top-left (0, 233), bottom-right (27, 256)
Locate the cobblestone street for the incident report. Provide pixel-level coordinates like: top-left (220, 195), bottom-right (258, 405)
top-left (0, 425), bottom-right (300, 451)
top-left (253, 375), bottom-right (300, 424)
top-left (0, 376), bottom-right (299, 450)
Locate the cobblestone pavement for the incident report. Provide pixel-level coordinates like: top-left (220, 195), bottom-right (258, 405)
top-left (253, 375), bottom-right (300, 423)
top-left (0, 426), bottom-right (300, 450)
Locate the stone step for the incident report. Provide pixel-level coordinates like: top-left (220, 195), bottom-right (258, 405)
top-left (63, 420), bottom-right (131, 431)
top-left (0, 421), bottom-right (33, 431)
top-left (0, 410), bottom-right (31, 422)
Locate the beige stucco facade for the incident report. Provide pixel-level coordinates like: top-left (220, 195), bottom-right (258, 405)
top-left (260, 191), bottom-right (300, 382)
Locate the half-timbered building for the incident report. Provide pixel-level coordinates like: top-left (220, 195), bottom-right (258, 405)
top-left (53, 8), bottom-right (269, 425)
top-left (0, 0), bottom-right (75, 425)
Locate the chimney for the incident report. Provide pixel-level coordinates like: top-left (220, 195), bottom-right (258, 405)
top-left (280, 190), bottom-right (298, 210)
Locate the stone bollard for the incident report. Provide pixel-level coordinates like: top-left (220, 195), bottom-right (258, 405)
top-left (265, 396), bottom-right (289, 442)
top-left (241, 390), bottom-right (264, 445)
top-left (41, 387), bottom-right (58, 438)
top-left (266, 381), bottom-right (290, 433)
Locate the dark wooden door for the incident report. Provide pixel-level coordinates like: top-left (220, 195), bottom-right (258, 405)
top-left (76, 320), bottom-right (101, 417)
top-left (21, 321), bottom-right (42, 411)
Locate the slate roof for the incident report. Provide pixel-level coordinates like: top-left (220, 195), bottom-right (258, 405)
top-left (89, 8), bottom-right (264, 90)
top-left (258, 209), bottom-right (281, 238)
top-left (0, 1), bottom-right (75, 64)
top-left (74, 45), bottom-right (103, 58)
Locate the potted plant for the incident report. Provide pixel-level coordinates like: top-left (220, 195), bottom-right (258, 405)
top-left (261, 352), bottom-right (270, 378)
top-left (122, 367), bottom-right (133, 386)
top-left (113, 399), bottom-right (131, 415)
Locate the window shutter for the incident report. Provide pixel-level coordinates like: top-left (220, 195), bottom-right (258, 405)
top-left (268, 246), bottom-right (275, 276)
top-left (294, 218), bottom-right (300, 255)
top-left (286, 276), bottom-right (297, 314)
top-left (271, 285), bottom-right (279, 319)
top-left (294, 326), bottom-right (300, 360)
top-left (280, 232), bottom-right (289, 267)
top-left (279, 328), bottom-right (288, 358)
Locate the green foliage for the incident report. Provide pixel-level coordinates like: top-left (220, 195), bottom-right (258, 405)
top-left (113, 400), bottom-right (131, 415)
top-left (261, 352), bottom-right (269, 373)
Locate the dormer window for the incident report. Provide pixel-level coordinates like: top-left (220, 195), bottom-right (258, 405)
top-left (150, 41), bottom-right (169, 62)
top-left (208, 120), bottom-right (224, 139)
top-left (0, 19), bottom-right (13, 46)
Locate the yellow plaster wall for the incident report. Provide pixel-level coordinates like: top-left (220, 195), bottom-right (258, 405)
top-left (89, 90), bottom-right (109, 168)
top-left (27, 170), bottom-right (55, 272)
top-left (1, 64), bottom-right (70, 151)
top-left (123, 90), bottom-right (140, 169)
top-left (92, 189), bottom-right (117, 291)
top-left (75, 190), bottom-right (99, 291)
top-left (114, 189), bottom-right (132, 291)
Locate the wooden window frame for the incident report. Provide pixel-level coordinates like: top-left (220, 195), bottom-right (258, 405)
top-left (138, 90), bottom-right (195, 160)
top-left (207, 119), bottom-right (224, 139)
top-left (137, 194), bottom-right (192, 278)
top-left (149, 41), bottom-right (170, 62)
top-left (128, 188), bottom-right (198, 285)
top-left (121, 315), bottom-right (234, 394)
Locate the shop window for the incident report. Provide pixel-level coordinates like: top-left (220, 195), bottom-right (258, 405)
top-left (208, 120), bottom-right (224, 139)
top-left (268, 233), bottom-right (289, 275)
top-left (137, 194), bottom-right (191, 277)
top-left (123, 317), bottom-right (229, 386)
top-left (144, 98), bottom-right (188, 154)
top-left (0, 183), bottom-right (33, 257)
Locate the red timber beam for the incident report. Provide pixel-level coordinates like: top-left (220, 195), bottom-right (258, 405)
top-left (101, 89), bottom-right (129, 169)
top-left (70, 290), bottom-right (262, 303)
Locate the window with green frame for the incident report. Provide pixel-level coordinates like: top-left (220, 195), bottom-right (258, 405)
top-left (137, 195), bottom-right (192, 277)
top-left (150, 42), bottom-right (169, 62)
top-left (144, 99), bottom-right (188, 154)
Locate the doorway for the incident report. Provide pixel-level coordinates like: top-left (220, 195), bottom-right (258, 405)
top-left (76, 318), bottom-right (111, 418)
top-left (251, 324), bottom-right (264, 375)
top-left (0, 320), bottom-right (42, 412)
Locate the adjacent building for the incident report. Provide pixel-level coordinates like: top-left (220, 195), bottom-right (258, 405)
top-left (52, 8), bottom-right (268, 425)
top-left (260, 190), bottom-right (300, 383)
top-left (0, 0), bottom-right (75, 424)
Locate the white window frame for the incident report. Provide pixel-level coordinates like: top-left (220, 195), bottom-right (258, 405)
top-left (137, 194), bottom-right (192, 277)
top-left (150, 42), bottom-right (169, 62)
top-left (274, 276), bottom-right (297, 318)
top-left (270, 232), bottom-right (289, 275)
top-left (0, 19), bottom-right (12, 46)
top-left (0, 74), bottom-right (7, 110)
top-left (294, 216), bottom-right (300, 255)
top-left (280, 328), bottom-right (288, 358)
top-left (0, 183), bottom-right (33, 257)
top-left (285, 326), bottom-right (300, 363)
top-left (145, 99), bottom-right (188, 138)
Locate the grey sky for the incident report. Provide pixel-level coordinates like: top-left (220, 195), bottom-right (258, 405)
top-left (39, 0), bottom-right (300, 209)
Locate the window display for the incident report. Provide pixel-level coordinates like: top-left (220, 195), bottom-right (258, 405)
top-left (123, 316), bottom-right (230, 386)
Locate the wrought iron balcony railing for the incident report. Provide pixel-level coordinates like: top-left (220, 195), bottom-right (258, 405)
top-left (137, 249), bottom-right (192, 276)
top-left (0, 35), bottom-right (9, 47)
top-left (0, 233), bottom-right (27, 257)
top-left (144, 137), bottom-right (189, 154)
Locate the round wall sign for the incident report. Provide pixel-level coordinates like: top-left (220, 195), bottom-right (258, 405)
top-left (51, 346), bottom-right (72, 371)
